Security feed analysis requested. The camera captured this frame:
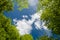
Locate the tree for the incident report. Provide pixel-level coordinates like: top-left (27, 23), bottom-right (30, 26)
top-left (0, 0), bottom-right (29, 13)
top-left (16, 0), bottom-right (29, 10)
top-left (0, 0), bottom-right (13, 12)
top-left (0, 13), bottom-right (20, 40)
top-left (0, 0), bottom-right (21, 40)
top-left (38, 0), bottom-right (60, 34)
top-left (37, 36), bottom-right (57, 40)
top-left (20, 34), bottom-right (33, 40)
top-left (0, 0), bottom-right (29, 40)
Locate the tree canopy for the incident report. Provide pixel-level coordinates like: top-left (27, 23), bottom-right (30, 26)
top-left (38, 0), bottom-right (60, 34)
top-left (0, 0), bottom-right (13, 12)
top-left (1, 0), bottom-right (60, 40)
top-left (0, 13), bottom-right (20, 40)
top-left (37, 36), bottom-right (57, 40)
top-left (0, 0), bottom-right (21, 40)
top-left (20, 34), bottom-right (33, 40)
top-left (0, 0), bottom-right (29, 12)
top-left (16, 0), bottom-right (29, 10)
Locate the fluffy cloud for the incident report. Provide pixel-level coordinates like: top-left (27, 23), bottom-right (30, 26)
top-left (28, 0), bottom-right (38, 7)
top-left (13, 19), bottom-right (32, 35)
top-left (13, 13), bottom-right (40, 35)
top-left (13, 10), bottom-right (52, 36)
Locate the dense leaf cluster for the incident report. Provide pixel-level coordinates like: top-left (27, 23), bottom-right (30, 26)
top-left (20, 34), bottom-right (33, 40)
top-left (37, 36), bottom-right (57, 40)
top-left (38, 0), bottom-right (60, 34)
top-left (0, 13), bottom-right (20, 40)
top-left (0, 0), bottom-right (20, 40)
top-left (0, 0), bottom-right (13, 12)
top-left (16, 0), bottom-right (28, 10)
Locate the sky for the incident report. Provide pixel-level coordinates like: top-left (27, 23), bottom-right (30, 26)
top-left (4, 0), bottom-right (52, 39)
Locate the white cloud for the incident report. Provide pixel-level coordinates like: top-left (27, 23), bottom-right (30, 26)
top-left (35, 20), bottom-right (41, 29)
top-left (28, 0), bottom-right (38, 6)
top-left (13, 19), bottom-right (32, 35)
top-left (22, 15), bottom-right (28, 18)
top-left (13, 10), bottom-right (41, 35)
top-left (13, 14), bottom-right (40, 35)
top-left (13, 10), bottom-right (52, 36)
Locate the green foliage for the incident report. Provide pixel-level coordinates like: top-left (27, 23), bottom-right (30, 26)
top-left (37, 36), bottom-right (57, 40)
top-left (0, 0), bottom-right (29, 12)
top-left (16, 0), bottom-right (29, 10)
top-left (0, 0), bottom-right (13, 12)
top-left (37, 0), bottom-right (52, 11)
top-left (38, 0), bottom-right (60, 34)
top-left (0, 0), bottom-right (31, 40)
top-left (0, 14), bottom-right (20, 40)
top-left (20, 34), bottom-right (34, 40)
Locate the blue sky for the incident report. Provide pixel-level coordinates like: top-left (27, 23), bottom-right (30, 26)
top-left (4, 0), bottom-right (52, 39)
